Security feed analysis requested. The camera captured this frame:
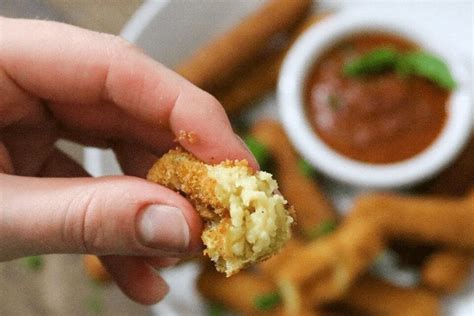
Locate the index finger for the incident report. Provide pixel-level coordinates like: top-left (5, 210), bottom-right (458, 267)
top-left (0, 17), bottom-right (257, 168)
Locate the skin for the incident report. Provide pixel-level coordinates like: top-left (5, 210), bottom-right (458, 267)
top-left (0, 17), bottom-right (257, 305)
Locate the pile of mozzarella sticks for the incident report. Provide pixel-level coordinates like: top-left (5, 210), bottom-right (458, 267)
top-left (198, 120), bottom-right (474, 316)
top-left (176, 0), bottom-right (318, 115)
top-left (177, 1), bottom-right (473, 314)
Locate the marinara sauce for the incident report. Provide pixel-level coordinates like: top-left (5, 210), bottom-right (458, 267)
top-left (305, 33), bottom-right (448, 164)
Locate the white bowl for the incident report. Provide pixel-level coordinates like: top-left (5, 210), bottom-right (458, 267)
top-left (278, 11), bottom-right (472, 189)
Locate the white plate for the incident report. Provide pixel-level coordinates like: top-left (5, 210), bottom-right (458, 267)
top-left (84, 1), bottom-right (474, 315)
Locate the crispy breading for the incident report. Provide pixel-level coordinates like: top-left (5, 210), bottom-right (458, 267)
top-left (147, 148), bottom-right (293, 276)
top-left (147, 149), bottom-right (223, 221)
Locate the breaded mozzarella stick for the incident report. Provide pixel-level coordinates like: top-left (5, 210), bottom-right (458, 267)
top-left (147, 148), bottom-right (294, 276)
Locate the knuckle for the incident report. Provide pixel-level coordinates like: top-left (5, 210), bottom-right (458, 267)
top-left (73, 178), bottom-right (147, 254)
top-left (63, 186), bottom-right (100, 253)
top-left (100, 34), bottom-right (148, 105)
top-left (105, 34), bottom-right (143, 58)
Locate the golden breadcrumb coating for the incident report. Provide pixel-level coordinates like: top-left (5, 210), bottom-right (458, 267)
top-left (147, 148), bottom-right (294, 276)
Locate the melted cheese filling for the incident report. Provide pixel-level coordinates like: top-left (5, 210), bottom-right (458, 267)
top-left (203, 164), bottom-right (293, 274)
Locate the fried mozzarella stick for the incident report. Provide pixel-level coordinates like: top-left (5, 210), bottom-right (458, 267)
top-left (276, 220), bottom-right (384, 313)
top-left (214, 14), bottom-right (330, 114)
top-left (197, 266), bottom-right (283, 315)
top-left (176, 0), bottom-right (312, 92)
top-left (338, 277), bottom-right (441, 316)
top-left (83, 255), bottom-right (111, 283)
top-left (421, 249), bottom-right (473, 294)
top-left (214, 51), bottom-right (283, 114)
top-left (147, 148), bottom-right (293, 276)
top-left (414, 135), bottom-right (474, 293)
top-left (251, 120), bottom-right (337, 237)
top-left (258, 239), bottom-right (305, 277)
top-left (198, 266), bottom-right (319, 316)
top-left (416, 137), bottom-right (474, 292)
top-left (349, 193), bottom-right (474, 249)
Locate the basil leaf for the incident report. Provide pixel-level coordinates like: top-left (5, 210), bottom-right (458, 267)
top-left (86, 296), bottom-right (104, 315)
top-left (396, 51), bottom-right (456, 90)
top-left (244, 135), bottom-right (270, 168)
top-left (23, 256), bottom-right (44, 271)
top-left (254, 292), bottom-right (281, 310)
top-left (87, 279), bottom-right (105, 314)
top-left (297, 158), bottom-right (316, 177)
top-left (304, 219), bottom-right (337, 240)
top-left (343, 48), bottom-right (399, 77)
top-left (343, 46), bottom-right (456, 90)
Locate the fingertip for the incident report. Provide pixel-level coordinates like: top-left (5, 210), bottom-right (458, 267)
top-left (177, 130), bottom-right (260, 171)
top-left (98, 176), bottom-right (204, 256)
top-left (232, 134), bottom-right (260, 171)
top-left (169, 88), bottom-right (258, 168)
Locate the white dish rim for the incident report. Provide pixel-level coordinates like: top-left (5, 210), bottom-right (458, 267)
top-left (278, 11), bottom-right (472, 189)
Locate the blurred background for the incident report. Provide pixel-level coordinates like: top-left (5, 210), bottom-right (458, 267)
top-left (1, 1), bottom-right (473, 315)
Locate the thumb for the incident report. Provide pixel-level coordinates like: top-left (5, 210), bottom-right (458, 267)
top-left (0, 174), bottom-right (202, 261)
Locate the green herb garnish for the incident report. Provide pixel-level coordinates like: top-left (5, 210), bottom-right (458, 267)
top-left (23, 256), bottom-right (44, 271)
top-left (87, 295), bottom-right (104, 315)
top-left (343, 47), bottom-right (456, 90)
top-left (207, 302), bottom-right (227, 316)
top-left (343, 47), bottom-right (399, 77)
top-left (87, 280), bottom-right (105, 314)
top-left (395, 51), bottom-right (456, 89)
top-left (297, 158), bottom-right (316, 177)
top-left (254, 291), bottom-right (282, 310)
top-left (244, 135), bottom-right (270, 168)
top-left (304, 219), bottom-right (337, 240)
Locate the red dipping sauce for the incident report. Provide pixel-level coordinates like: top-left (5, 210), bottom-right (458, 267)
top-left (305, 33), bottom-right (448, 164)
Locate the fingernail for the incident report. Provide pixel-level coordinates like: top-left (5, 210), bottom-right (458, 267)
top-left (137, 205), bottom-right (190, 252)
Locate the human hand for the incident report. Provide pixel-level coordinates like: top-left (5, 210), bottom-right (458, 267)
top-left (0, 17), bottom-right (257, 304)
